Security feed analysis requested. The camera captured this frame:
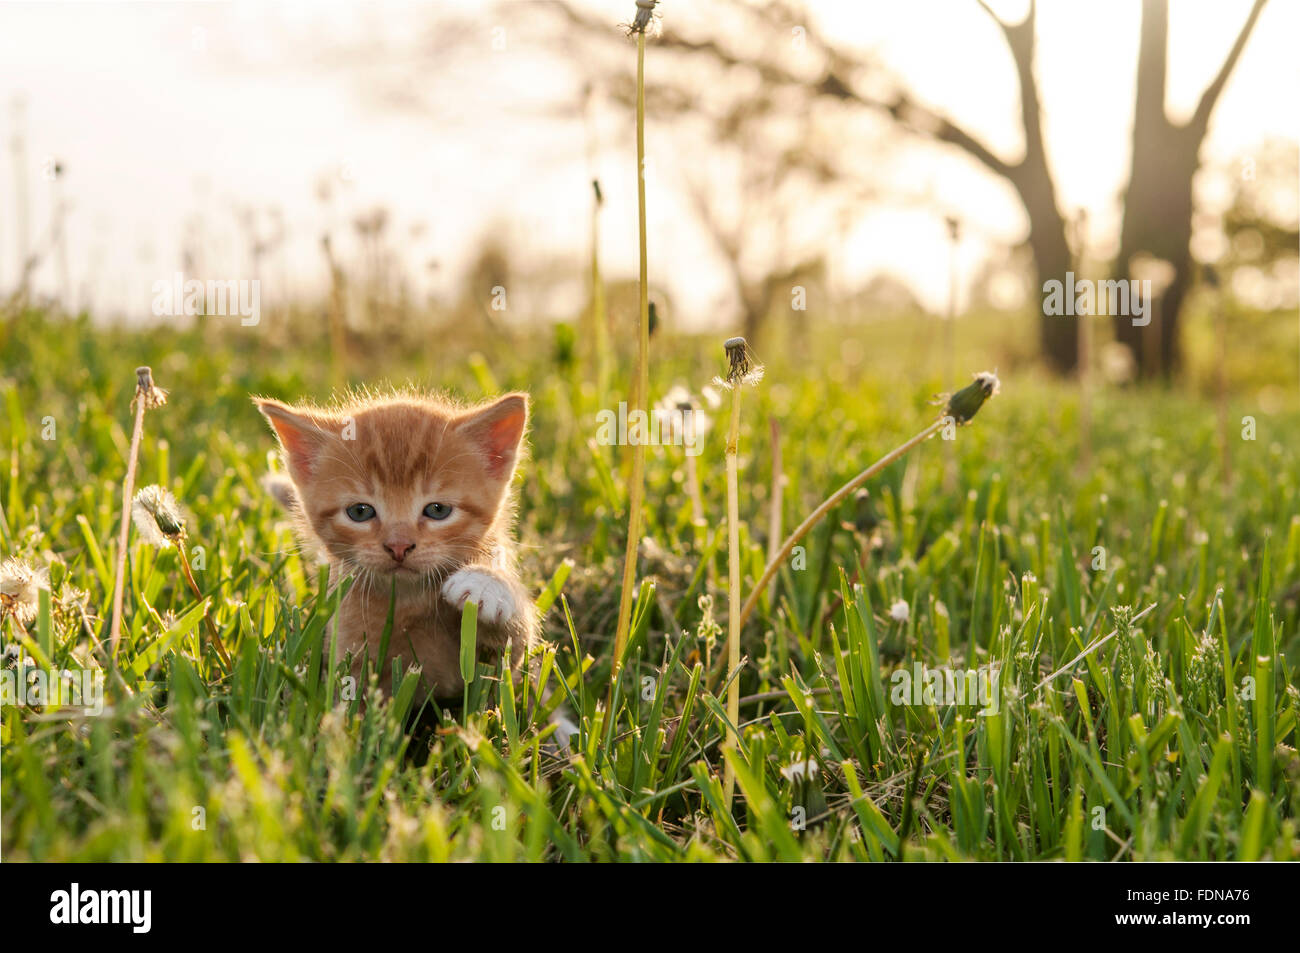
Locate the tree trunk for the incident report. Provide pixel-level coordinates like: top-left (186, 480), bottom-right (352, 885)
top-left (1113, 0), bottom-right (1266, 380)
top-left (1016, 166), bottom-right (1077, 372)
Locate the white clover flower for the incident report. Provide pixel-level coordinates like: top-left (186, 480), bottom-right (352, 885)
top-left (889, 599), bottom-right (910, 623)
top-left (0, 558), bottom-right (49, 625)
top-left (780, 758), bottom-right (819, 782)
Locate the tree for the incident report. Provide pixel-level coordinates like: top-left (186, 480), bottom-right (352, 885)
top-left (548, 0), bottom-right (1269, 376)
top-left (1114, 0), bottom-right (1267, 379)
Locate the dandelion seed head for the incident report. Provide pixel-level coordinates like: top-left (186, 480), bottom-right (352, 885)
top-left (0, 558), bottom-right (49, 625)
top-left (133, 366), bottom-right (168, 411)
top-left (719, 336), bottom-right (765, 389)
top-left (132, 484), bottom-right (187, 546)
top-left (654, 385), bottom-right (714, 442)
top-left (628, 0), bottom-right (658, 35)
top-left (889, 599), bottom-right (910, 623)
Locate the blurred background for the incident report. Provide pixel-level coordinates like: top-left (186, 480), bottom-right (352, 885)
top-left (0, 0), bottom-right (1296, 390)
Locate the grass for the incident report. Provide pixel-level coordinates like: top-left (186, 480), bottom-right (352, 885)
top-left (1, 305), bottom-right (1298, 861)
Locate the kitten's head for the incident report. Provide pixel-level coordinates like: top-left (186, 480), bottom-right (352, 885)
top-left (254, 391), bottom-right (527, 582)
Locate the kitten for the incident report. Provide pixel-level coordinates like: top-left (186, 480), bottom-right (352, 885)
top-left (254, 390), bottom-right (538, 701)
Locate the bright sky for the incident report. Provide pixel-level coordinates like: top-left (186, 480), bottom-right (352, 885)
top-left (0, 0), bottom-right (1294, 326)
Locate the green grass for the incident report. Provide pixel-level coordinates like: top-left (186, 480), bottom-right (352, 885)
top-left (1, 306), bottom-right (1297, 861)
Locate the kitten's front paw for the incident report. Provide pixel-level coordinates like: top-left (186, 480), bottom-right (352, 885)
top-left (442, 569), bottom-right (518, 627)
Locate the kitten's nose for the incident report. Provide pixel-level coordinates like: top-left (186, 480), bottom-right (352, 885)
top-left (384, 540), bottom-right (416, 563)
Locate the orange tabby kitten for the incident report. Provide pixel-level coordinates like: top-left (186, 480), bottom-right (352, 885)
top-left (254, 390), bottom-right (537, 701)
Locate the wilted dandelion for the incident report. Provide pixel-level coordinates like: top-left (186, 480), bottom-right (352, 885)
top-left (133, 367), bottom-right (168, 411)
top-left (109, 366), bottom-right (167, 656)
top-left (610, 0), bottom-right (658, 703)
top-left (717, 336), bottom-right (765, 390)
top-left (627, 0), bottom-right (657, 35)
top-left (0, 557), bottom-right (49, 625)
top-left (720, 335), bottom-right (763, 809)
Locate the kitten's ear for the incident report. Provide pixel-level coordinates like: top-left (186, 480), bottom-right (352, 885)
top-left (254, 398), bottom-right (334, 483)
top-left (459, 393), bottom-right (528, 479)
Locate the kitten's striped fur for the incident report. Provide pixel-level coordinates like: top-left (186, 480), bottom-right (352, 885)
top-left (255, 389), bottom-right (538, 701)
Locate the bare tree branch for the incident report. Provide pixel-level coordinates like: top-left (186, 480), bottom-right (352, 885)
top-left (543, 0), bottom-right (1018, 179)
top-left (1188, 0), bottom-right (1267, 135)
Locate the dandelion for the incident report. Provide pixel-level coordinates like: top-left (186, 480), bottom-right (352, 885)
top-left (943, 371), bottom-right (1000, 425)
top-left (717, 336), bottom-right (765, 390)
top-left (0, 557), bottom-right (49, 625)
top-left (109, 366), bottom-right (167, 656)
top-left (653, 385), bottom-right (714, 444)
top-left (628, 0), bottom-right (657, 35)
top-left (131, 483), bottom-right (232, 672)
top-left (609, 0), bottom-right (658, 704)
top-left (889, 599), bottom-right (910, 623)
top-left (720, 335), bottom-right (764, 809)
top-left (737, 370), bottom-right (1000, 630)
top-left (134, 367), bottom-right (168, 411)
top-left (655, 385), bottom-right (713, 530)
top-left (132, 485), bottom-right (186, 546)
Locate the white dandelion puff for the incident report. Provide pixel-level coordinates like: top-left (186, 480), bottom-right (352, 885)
top-left (653, 385), bottom-right (714, 445)
top-left (889, 599), bottom-right (911, 623)
top-left (132, 485), bottom-right (187, 547)
top-left (0, 558), bottom-right (49, 625)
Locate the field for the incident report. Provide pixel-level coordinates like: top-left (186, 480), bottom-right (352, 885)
top-left (1, 305), bottom-right (1298, 861)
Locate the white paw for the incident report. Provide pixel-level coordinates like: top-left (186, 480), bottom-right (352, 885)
top-left (442, 569), bottom-right (518, 626)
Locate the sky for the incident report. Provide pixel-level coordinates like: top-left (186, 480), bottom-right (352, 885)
top-left (0, 0), bottom-right (1295, 327)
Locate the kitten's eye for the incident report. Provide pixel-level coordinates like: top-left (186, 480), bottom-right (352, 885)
top-left (345, 503), bottom-right (376, 522)
top-left (423, 502), bottom-right (453, 521)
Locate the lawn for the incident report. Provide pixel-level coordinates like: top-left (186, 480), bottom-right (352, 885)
top-left (1, 306), bottom-right (1297, 861)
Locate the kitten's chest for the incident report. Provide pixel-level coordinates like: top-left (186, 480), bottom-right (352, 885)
top-left (333, 584), bottom-right (466, 699)
top-left (341, 587), bottom-right (456, 648)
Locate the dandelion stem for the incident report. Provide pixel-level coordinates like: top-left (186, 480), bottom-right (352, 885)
top-left (108, 385), bottom-right (148, 657)
top-left (737, 419), bottom-right (944, 630)
top-left (610, 25), bottom-right (651, 699)
top-left (177, 544), bottom-right (232, 672)
top-left (723, 375), bottom-right (743, 808)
